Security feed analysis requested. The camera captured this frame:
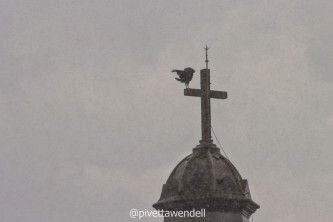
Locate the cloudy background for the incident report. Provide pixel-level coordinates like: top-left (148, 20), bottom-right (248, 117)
top-left (1, 0), bottom-right (333, 221)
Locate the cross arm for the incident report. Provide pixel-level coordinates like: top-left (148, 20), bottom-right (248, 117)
top-left (184, 88), bottom-right (227, 99)
top-left (210, 90), bottom-right (228, 99)
top-left (184, 88), bottom-right (201, 97)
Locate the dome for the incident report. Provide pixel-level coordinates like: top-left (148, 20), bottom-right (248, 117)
top-left (153, 146), bottom-right (259, 212)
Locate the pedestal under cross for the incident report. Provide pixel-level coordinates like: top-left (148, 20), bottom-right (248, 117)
top-left (185, 47), bottom-right (227, 147)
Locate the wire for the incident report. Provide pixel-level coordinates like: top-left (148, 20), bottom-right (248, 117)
top-left (211, 125), bottom-right (230, 160)
top-left (211, 126), bottom-right (253, 222)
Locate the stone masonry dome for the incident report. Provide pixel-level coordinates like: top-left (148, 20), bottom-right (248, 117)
top-left (153, 146), bottom-right (259, 215)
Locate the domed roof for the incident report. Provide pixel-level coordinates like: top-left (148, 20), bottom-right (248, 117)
top-left (153, 146), bottom-right (259, 212)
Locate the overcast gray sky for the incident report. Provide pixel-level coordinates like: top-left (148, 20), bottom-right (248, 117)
top-left (1, 0), bottom-right (333, 221)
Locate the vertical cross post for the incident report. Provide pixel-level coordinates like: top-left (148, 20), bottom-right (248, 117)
top-left (200, 69), bottom-right (213, 145)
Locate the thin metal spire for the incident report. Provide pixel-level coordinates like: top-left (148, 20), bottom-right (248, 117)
top-left (204, 45), bottom-right (209, 69)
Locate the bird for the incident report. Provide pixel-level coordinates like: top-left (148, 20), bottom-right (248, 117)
top-left (172, 67), bottom-right (195, 88)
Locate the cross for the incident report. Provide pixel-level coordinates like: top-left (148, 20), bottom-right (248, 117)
top-left (184, 47), bottom-right (227, 147)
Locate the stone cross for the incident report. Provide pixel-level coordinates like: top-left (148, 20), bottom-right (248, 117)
top-left (184, 47), bottom-right (227, 147)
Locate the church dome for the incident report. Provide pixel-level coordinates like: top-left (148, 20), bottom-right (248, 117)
top-left (153, 146), bottom-right (259, 212)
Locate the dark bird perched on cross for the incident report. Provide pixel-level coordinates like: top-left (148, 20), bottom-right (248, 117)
top-left (172, 67), bottom-right (195, 88)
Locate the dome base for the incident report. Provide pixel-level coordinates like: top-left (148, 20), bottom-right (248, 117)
top-left (164, 211), bottom-right (251, 222)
